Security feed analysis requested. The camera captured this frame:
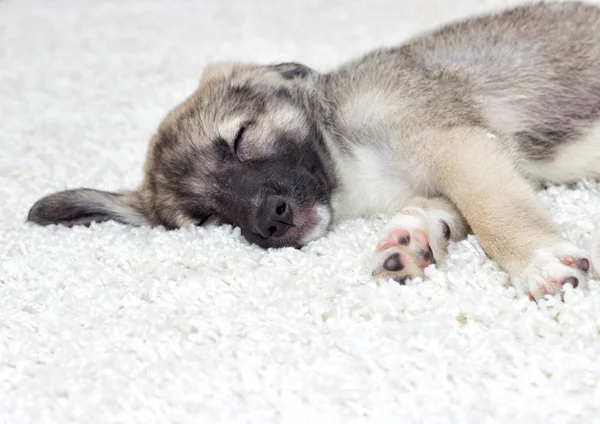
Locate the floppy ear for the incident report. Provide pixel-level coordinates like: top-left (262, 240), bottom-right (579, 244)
top-left (270, 62), bottom-right (316, 80)
top-left (198, 61), bottom-right (258, 86)
top-left (27, 188), bottom-right (150, 227)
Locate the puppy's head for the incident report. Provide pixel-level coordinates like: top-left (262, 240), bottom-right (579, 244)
top-left (28, 62), bottom-right (337, 248)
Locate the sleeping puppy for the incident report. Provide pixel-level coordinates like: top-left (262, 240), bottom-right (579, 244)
top-left (28, 2), bottom-right (600, 299)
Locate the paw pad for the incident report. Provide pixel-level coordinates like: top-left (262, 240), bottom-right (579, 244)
top-left (383, 253), bottom-right (404, 272)
top-left (561, 256), bottom-right (589, 272)
top-left (372, 207), bottom-right (451, 284)
top-left (514, 243), bottom-right (589, 300)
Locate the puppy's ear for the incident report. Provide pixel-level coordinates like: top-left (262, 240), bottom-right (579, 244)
top-left (270, 62), bottom-right (316, 80)
top-left (199, 62), bottom-right (258, 86)
top-left (27, 188), bottom-right (151, 227)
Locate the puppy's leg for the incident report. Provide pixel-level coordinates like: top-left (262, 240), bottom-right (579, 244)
top-left (422, 127), bottom-right (589, 299)
top-left (371, 197), bottom-right (469, 283)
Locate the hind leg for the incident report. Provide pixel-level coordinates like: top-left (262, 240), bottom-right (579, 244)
top-left (523, 121), bottom-right (600, 276)
top-left (422, 126), bottom-right (590, 299)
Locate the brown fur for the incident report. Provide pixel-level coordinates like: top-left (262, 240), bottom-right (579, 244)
top-left (27, 2), bottom-right (600, 298)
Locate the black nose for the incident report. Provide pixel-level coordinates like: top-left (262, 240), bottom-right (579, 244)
top-left (255, 196), bottom-right (294, 239)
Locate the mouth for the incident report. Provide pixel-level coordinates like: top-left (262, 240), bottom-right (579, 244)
top-left (296, 202), bottom-right (332, 245)
top-left (246, 200), bottom-right (332, 249)
top-left (266, 201), bottom-right (331, 247)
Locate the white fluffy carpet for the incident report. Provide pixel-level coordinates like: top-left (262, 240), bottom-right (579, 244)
top-left (4, 0), bottom-right (600, 422)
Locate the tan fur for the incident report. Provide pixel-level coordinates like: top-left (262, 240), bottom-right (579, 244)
top-left (132, 61), bottom-right (319, 227)
top-left (27, 2), bottom-right (600, 298)
top-left (417, 127), bottom-right (561, 275)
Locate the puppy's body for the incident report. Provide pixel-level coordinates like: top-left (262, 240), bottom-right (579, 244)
top-left (329, 2), bottom-right (600, 219)
top-left (28, 2), bottom-right (600, 299)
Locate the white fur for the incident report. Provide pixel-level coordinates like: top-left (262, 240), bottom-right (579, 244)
top-left (330, 144), bottom-right (416, 220)
top-left (329, 89), bottom-right (436, 220)
top-left (8, 0), bottom-right (600, 422)
top-left (380, 208), bottom-right (425, 233)
top-left (372, 206), bottom-right (453, 277)
top-left (302, 203), bottom-right (332, 243)
top-left (513, 242), bottom-right (589, 299)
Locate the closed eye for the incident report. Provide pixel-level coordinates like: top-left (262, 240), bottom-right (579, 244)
top-left (195, 213), bottom-right (215, 226)
top-left (233, 124), bottom-right (247, 159)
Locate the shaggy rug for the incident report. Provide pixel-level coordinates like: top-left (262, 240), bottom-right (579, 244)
top-left (3, 0), bottom-right (600, 422)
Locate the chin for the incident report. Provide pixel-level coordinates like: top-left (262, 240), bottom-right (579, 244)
top-left (298, 203), bottom-right (333, 245)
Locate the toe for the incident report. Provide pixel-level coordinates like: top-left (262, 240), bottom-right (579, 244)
top-left (560, 256), bottom-right (590, 272)
top-left (577, 258), bottom-right (590, 272)
top-left (441, 220), bottom-right (451, 240)
top-left (561, 276), bottom-right (579, 288)
top-left (417, 246), bottom-right (436, 268)
top-left (377, 228), bottom-right (411, 251)
top-left (411, 229), bottom-right (429, 250)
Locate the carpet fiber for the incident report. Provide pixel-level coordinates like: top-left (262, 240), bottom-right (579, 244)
top-left (3, 0), bottom-right (600, 422)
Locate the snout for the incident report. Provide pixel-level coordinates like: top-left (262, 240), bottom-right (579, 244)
top-left (255, 195), bottom-right (294, 239)
top-left (250, 195), bottom-right (332, 248)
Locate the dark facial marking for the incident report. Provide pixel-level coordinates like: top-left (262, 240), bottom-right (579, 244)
top-left (179, 197), bottom-right (212, 225)
top-left (207, 126), bottom-right (334, 248)
top-left (270, 62), bottom-right (314, 80)
top-left (147, 73), bottom-right (336, 247)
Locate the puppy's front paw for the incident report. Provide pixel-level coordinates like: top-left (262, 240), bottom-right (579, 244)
top-left (513, 243), bottom-right (590, 300)
top-left (371, 207), bottom-right (451, 284)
